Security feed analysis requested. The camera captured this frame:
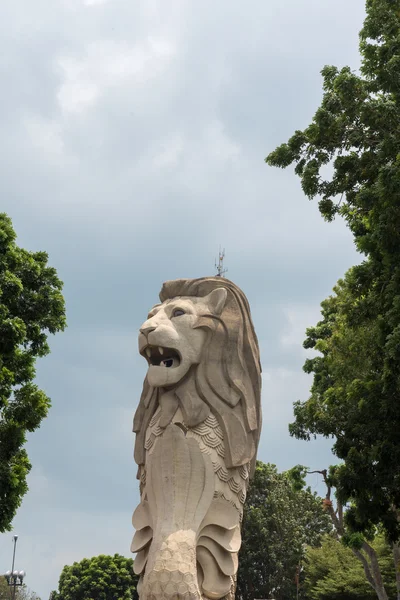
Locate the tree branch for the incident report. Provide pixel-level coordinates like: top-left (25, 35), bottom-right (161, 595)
top-left (352, 547), bottom-right (377, 593)
top-left (392, 542), bottom-right (400, 600)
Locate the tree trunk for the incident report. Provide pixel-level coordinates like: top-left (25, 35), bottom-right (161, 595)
top-left (392, 542), bottom-right (400, 600)
top-left (361, 541), bottom-right (389, 600)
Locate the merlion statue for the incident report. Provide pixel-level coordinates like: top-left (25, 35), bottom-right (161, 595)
top-left (131, 277), bottom-right (262, 600)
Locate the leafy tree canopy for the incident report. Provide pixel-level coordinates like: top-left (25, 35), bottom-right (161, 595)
top-left (304, 534), bottom-right (396, 600)
top-left (17, 585), bottom-right (41, 600)
top-left (266, 0), bottom-right (400, 540)
top-left (0, 577), bottom-right (10, 600)
top-left (0, 213), bottom-right (66, 532)
top-left (0, 577), bottom-right (40, 600)
top-left (51, 554), bottom-right (138, 600)
top-left (237, 461), bottom-right (330, 600)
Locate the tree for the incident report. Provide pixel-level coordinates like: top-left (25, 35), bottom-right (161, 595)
top-left (0, 578), bottom-right (40, 600)
top-left (51, 554), bottom-right (139, 600)
top-left (0, 213), bottom-right (66, 532)
top-left (265, 0), bottom-right (400, 543)
top-left (0, 577), bottom-right (10, 600)
top-left (304, 534), bottom-right (396, 600)
top-left (17, 585), bottom-right (41, 600)
top-left (236, 461), bottom-right (330, 600)
top-left (308, 467), bottom-right (398, 600)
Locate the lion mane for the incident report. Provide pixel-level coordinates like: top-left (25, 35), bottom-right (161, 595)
top-left (133, 277), bottom-right (262, 476)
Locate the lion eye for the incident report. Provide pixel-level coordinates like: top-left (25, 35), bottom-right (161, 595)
top-left (173, 309), bottom-right (185, 317)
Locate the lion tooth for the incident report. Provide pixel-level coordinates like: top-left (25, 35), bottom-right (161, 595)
top-left (159, 347), bottom-right (164, 355)
top-left (146, 348), bottom-right (151, 358)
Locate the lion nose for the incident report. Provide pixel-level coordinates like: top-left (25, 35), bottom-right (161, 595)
top-left (140, 326), bottom-right (156, 338)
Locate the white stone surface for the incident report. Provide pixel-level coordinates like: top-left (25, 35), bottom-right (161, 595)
top-left (131, 277), bottom-right (262, 600)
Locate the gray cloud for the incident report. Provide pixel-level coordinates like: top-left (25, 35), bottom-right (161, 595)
top-left (0, 0), bottom-right (365, 597)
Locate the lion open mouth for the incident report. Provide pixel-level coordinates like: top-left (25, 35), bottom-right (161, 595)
top-left (142, 346), bottom-right (181, 368)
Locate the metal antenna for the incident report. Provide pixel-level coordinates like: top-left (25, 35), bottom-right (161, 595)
top-left (215, 247), bottom-right (228, 278)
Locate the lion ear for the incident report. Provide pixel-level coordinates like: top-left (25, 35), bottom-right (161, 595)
top-left (205, 288), bottom-right (227, 316)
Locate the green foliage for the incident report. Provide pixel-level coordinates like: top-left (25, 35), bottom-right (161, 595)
top-left (0, 578), bottom-right (40, 600)
top-left (0, 213), bottom-right (66, 532)
top-left (52, 554), bottom-right (138, 600)
top-left (236, 461), bottom-right (330, 600)
top-left (16, 584), bottom-right (41, 600)
top-left (303, 534), bottom-right (396, 600)
top-left (266, 0), bottom-right (400, 541)
top-left (0, 577), bottom-right (10, 600)
top-left (289, 264), bottom-right (400, 540)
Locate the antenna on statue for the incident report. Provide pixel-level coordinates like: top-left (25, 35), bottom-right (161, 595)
top-left (215, 247), bottom-right (228, 278)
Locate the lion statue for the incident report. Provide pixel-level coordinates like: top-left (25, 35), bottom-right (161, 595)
top-left (131, 277), bottom-right (262, 600)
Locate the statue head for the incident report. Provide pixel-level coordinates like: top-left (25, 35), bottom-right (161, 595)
top-left (138, 287), bottom-right (227, 388)
top-left (134, 277), bottom-right (262, 471)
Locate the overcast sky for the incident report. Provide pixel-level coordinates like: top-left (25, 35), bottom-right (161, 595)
top-left (0, 1), bottom-right (366, 597)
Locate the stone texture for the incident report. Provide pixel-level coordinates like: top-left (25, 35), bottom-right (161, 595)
top-left (131, 277), bottom-right (262, 600)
